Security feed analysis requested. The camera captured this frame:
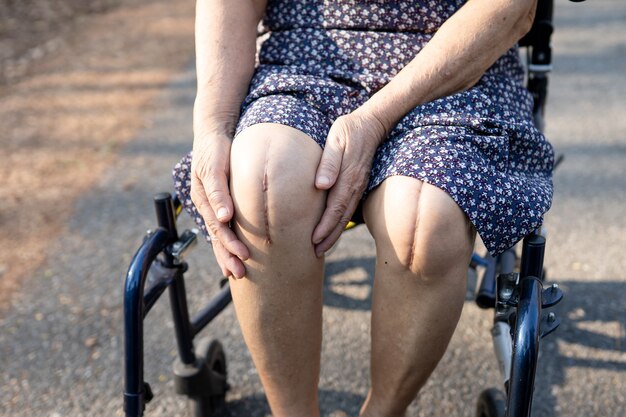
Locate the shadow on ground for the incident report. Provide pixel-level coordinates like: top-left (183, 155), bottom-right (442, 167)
top-left (318, 253), bottom-right (625, 417)
top-left (533, 279), bottom-right (626, 416)
top-left (214, 389), bottom-right (366, 417)
top-left (324, 256), bottom-right (375, 311)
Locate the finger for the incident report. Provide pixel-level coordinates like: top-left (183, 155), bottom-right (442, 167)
top-left (212, 239), bottom-right (246, 279)
top-left (199, 168), bottom-right (233, 223)
top-left (314, 190), bottom-right (357, 256)
top-left (215, 241), bottom-right (246, 279)
top-left (191, 183), bottom-right (250, 260)
top-left (212, 241), bottom-right (232, 278)
top-left (213, 224), bottom-right (250, 262)
top-left (314, 219), bottom-right (348, 258)
top-left (315, 132), bottom-right (344, 190)
top-left (312, 180), bottom-right (358, 245)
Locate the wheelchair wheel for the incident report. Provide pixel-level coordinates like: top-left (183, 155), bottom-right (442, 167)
top-left (476, 388), bottom-right (506, 417)
top-left (187, 339), bottom-right (228, 417)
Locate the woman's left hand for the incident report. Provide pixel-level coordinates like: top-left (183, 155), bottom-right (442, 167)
top-left (312, 109), bottom-right (387, 257)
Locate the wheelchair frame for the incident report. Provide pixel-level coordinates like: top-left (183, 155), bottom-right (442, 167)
top-left (124, 193), bottom-right (233, 417)
top-left (122, 1), bottom-right (585, 416)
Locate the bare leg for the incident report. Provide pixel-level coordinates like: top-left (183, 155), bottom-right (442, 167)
top-left (228, 124), bottom-right (326, 417)
top-left (360, 176), bottom-right (475, 417)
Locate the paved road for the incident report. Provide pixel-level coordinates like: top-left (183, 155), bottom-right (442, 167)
top-left (1, 1), bottom-right (624, 416)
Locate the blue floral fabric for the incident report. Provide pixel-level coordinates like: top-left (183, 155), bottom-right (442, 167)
top-left (173, 0), bottom-right (554, 256)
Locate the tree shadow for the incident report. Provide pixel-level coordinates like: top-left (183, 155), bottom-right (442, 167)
top-left (323, 256), bottom-right (375, 311)
top-left (529, 279), bottom-right (626, 416)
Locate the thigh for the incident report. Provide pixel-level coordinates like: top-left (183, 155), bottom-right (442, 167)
top-left (363, 175), bottom-right (475, 279)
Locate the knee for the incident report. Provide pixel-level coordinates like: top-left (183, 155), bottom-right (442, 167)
top-left (376, 219), bottom-right (470, 282)
top-left (365, 179), bottom-right (475, 281)
top-left (229, 124), bottom-right (326, 246)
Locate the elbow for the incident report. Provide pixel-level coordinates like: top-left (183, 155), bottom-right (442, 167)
top-left (513, 0), bottom-right (537, 40)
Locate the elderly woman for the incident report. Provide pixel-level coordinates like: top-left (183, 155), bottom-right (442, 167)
top-left (173, 0), bottom-right (552, 415)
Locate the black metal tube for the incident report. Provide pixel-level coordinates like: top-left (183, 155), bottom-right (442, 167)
top-left (142, 258), bottom-right (180, 316)
top-left (506, 277), bottom-right (543, 417)
top-left (476, 254), bottom-right (497, 309)
top-left (154, 192), bottom-right (178, 243)
top-left (123, 228), bottom-right (169, 417)
top-left (529, 73), bottom-right (548, 132)
top-left (168, 274), bottom-right (197, 365)
top-left (499, 249), bottom-right (517, 275)
top-left (143, 279), bottom-right (173, 317)
top-left (172, 193), bottom-right (183, 219)
top-left (154, 192), bottom-right (197, 365)
top-left (520, 234), bottom-right (545, 280)
top-left (191, 284), bottom-right (233, 336)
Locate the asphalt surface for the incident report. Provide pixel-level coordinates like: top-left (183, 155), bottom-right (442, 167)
top-left (1, 1), bottom-right (624, 416)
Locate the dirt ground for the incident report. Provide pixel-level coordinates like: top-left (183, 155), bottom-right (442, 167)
top-left (0, 0), bottom-right (196, 308)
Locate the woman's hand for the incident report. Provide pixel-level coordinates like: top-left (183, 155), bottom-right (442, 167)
top-left (312, 110), bottom-right (387, 257)
top-left (191, 133), bottom-right (250, 278)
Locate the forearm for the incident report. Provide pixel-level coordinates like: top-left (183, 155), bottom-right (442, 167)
top-left (194, 0), bottom-right (266, 138)
top-left (359, 0), bottom-right (537, 137)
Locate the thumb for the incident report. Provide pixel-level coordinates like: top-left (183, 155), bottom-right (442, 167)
top-left (315, 134), bottom-right (344, 190)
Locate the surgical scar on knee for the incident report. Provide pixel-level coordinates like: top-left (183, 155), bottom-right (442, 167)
top-left (262, 148), bottom-right (272, 245)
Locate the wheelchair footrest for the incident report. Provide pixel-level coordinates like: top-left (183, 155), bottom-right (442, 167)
top-left (540, 312), bottom-right (560, 338)
top-left (541, 283), bottom-right (563, 308)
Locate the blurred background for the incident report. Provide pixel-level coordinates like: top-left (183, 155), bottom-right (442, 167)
top-left (0, 0), bottom-right (624, 416)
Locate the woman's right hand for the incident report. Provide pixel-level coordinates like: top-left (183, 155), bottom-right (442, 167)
top-left (191, 133), bottom-right (250, 278)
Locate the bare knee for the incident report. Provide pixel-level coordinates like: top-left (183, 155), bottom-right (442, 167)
top-left (230, 124), bottom-right (326, 248)
top-left (365, 177), bottom-right (475, 281)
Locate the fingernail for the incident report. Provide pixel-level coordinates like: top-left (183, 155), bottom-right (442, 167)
top-left (217, 207), bottom-right (229, 220)
top-left (316, 176), bottom-right (330, 187)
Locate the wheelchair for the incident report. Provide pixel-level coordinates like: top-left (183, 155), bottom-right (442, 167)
top-left (122, 1), bottom-right (585, 416)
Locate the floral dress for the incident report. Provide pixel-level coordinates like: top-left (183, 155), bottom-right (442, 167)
top-left (173, 0), bottom-right (554, 256)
